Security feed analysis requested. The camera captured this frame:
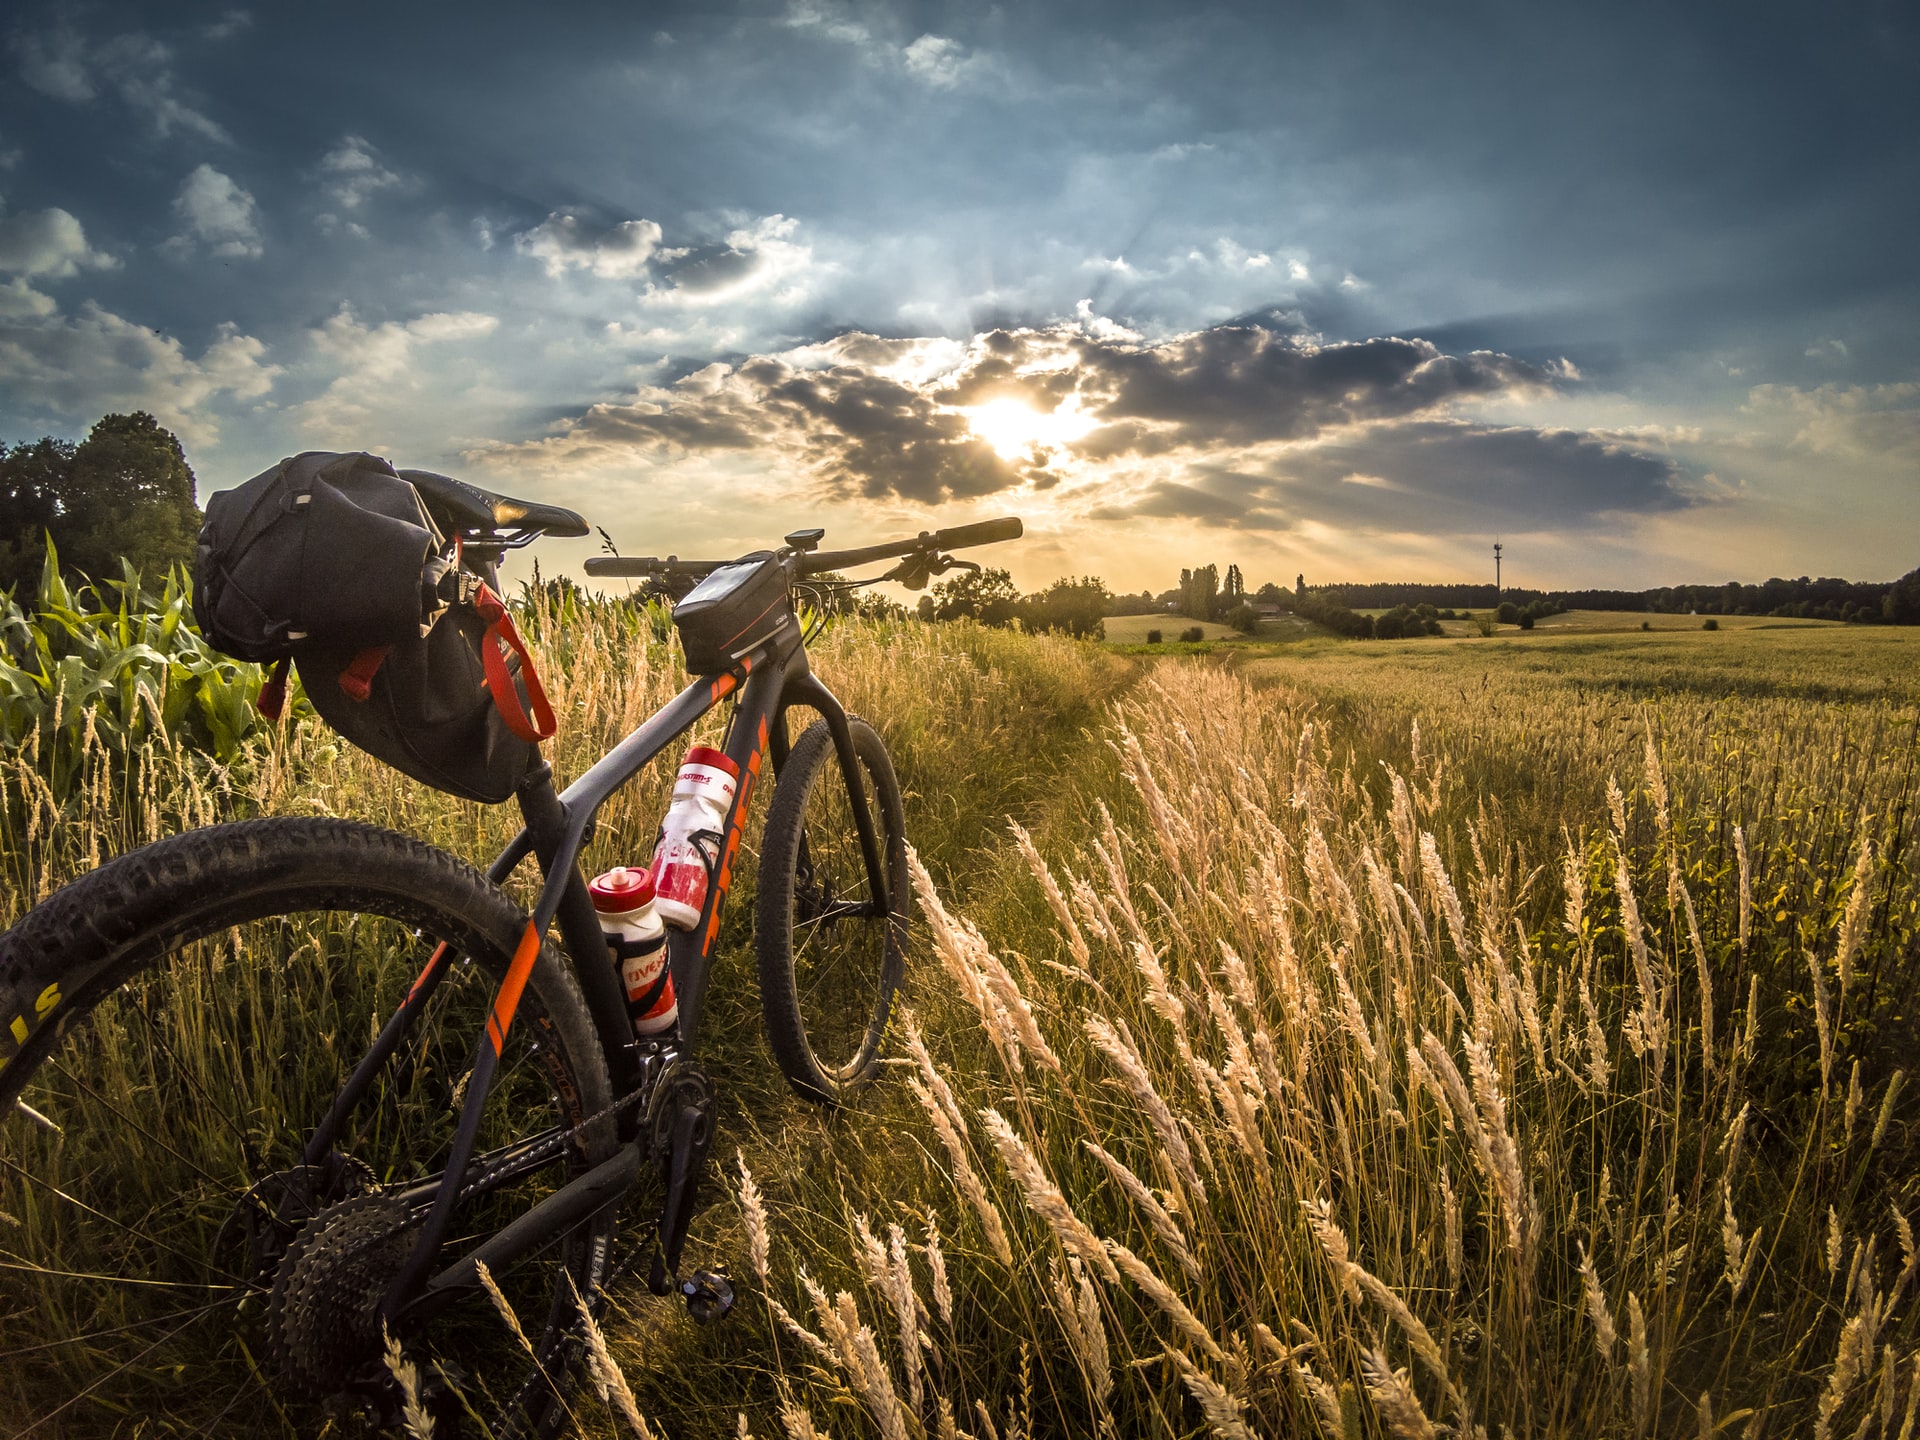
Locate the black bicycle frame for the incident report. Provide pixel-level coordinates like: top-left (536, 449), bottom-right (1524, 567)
top-left (297, 609), bottom-right (892, 1325)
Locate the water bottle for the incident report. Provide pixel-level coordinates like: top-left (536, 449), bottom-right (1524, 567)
top-left (588, 866), bottom-right (678, 1036)
top-left (650, 745), bottom-right (739, 930)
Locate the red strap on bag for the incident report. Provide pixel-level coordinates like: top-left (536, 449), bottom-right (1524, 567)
top-left (337, 645), bottom-right (392, 703)
top-left (256, 657), bottom-right (291, 720)
top-left (473, 583), bottom-right (557, 744)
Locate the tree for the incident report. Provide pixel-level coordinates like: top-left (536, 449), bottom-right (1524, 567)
top-left (929, 566), bottom-right (1021, 626)
top-left (1885, 567), bottom-right (1920, 624)
top-left (61, 414), bottom-right (202, 581)
top-left (1224, 564), bottom-right (1244, 601)
top-left (1496, 600), bottom-right (1520, 625)
top-left (0, 414), bottom-right (201, 590)
top-left (1021, 575), bottom-right (1110, 639)
top-left (1225, 601), bottom-right (1259, 634)
top-left (0, 437), bottom-right (74, 593)
top-left (1180, 563), bottom-right (1219, 620)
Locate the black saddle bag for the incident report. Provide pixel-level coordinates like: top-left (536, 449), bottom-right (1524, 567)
top-left (194, 451), bottom-right (448, 661)
top-left (194, 450), bottom-right (555, 804)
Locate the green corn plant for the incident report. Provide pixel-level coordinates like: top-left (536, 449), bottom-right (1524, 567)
top-left (0, 535), bottom-right (298, 798)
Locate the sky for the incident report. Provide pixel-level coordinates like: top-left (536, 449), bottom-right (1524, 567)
top-left (1, 0), bottom-right (1915, 594)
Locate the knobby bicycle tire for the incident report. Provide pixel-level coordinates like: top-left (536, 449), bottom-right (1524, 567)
top-left (754, 716), bottom-right (910, 1103)
top-left (0, 817), bottom-right (616, 1439)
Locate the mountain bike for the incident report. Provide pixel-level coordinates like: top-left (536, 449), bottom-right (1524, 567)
top-left (0, 479), bottom-right (1022, 1437)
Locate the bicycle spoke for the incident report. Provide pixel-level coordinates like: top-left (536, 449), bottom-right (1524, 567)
top-left (0, 1292), bottom-right (247, 1358)
top-left (11, 1298), bottom-right (240, 1439)
top-left (43, 1055), bottom-right (242, 1196)
top-left (127, 960), bottom-right (285, 1169)
top-left (0, 1156), bottom-right (249, 1285)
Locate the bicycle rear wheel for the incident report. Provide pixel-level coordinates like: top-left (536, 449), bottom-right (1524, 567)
top-left (754, 715), bottom-right (910, 1103)
top-left (0, 818), bottom-right (616, 1438)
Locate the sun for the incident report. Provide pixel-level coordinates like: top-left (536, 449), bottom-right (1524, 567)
top-left (955, 396), bottom-right (1098, 460)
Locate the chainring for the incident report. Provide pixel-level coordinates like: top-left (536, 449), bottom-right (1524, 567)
top-left (266, 1189), bottom-right (416, 1394)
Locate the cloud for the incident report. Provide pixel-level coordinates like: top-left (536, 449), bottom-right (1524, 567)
top-left (476, 319), bottom-right (1584, 517)
top-left (901, 34), bottom-right (989, 88)
top-left (315, 136), bottom-right (402, 233)
top-left (0, 204), bottom-right (116, 278)
top-left (1098, 422), bottom-right (1697, 535)
top-left (12, 23), bottom-right (229, 141)
top-left (1745, 381), bottom-right (1920, 466)
top-left (295, 305), bottom-right (500, 432)
top-left (0, 297), bottom-right (276, 444)
top-left (642, 215), bottom-right (819, 308)
top-left (516, 212), bottom-right (663, 278)
top-left (936, 322), bottom-right (1555, 455)
top-left (783, 6), bottom-right (995, 88)
top-left (477, 333), bottom-right (1021, 504)
top-left (203, 10), bottom-right (253, 42)
top-left (169, 165), bottom-right (262, 258)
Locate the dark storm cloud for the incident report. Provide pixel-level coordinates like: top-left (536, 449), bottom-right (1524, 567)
top-left (507, 342), bottom-right (1021, 504)
top-left (1101, 422), bottom-right (1697, 535)
top-left (497, 321), bottom-right (1584, 512)
top-left (935, 324), bottom-right (1557, 454)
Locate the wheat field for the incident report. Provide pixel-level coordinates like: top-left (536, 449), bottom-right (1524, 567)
top-left (3, 595), bottom-right (1915, 1438)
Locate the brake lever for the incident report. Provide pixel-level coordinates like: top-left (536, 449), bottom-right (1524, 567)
top-left (878, 550), bottom-right (977, 591)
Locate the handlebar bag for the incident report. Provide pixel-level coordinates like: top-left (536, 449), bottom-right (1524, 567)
top-left (193, 450), bottom-right (449, 662)
top-left (672, 553), bottom-right (792, 674)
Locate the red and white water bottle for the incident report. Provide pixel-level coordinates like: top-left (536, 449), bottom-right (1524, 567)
top-left (588, 866), bottom-right (677, 1036)
top-left (649, 745), bottom-right (739, 930)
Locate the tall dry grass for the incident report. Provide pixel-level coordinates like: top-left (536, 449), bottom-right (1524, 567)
top-left (699, 655), bottom-right (1916, 1439)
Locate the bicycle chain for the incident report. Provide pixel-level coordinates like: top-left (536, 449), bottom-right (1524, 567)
top-left (455, 1052), bottom-right (671, 1203)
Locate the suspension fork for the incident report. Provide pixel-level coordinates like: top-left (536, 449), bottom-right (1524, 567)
top-left (780, 670), bottom-right (890, 914)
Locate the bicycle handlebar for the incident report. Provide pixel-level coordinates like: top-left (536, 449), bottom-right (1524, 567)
top-left (582, 516), bottom-right (1022, 580)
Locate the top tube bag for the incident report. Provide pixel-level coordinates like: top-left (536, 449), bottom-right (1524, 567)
top-left (194, 450), bottom-right (554, 804)
top-left (672, 553), bottom-right (792, 674)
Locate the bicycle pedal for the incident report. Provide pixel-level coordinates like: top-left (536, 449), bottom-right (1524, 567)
top-left (680, 1269), bottom-right (734, 1324)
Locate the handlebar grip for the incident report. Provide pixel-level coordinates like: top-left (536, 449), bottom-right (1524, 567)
top-left (583, 558), bottom-right (657, 577)
top-left (932, 517), bottom-right (1023, 550)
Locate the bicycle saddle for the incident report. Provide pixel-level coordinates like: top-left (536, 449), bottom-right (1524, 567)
top-left (400, 469), bottom-right (590, 539)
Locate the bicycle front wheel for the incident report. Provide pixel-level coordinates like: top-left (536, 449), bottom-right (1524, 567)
top-left (754, 715), bottom-right (910, 1104)
top-left (0, 818), bottom-right (616, 1438)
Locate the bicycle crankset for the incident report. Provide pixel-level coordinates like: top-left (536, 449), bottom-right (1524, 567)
top-left (644, 1062), bottom-right (716, 1296)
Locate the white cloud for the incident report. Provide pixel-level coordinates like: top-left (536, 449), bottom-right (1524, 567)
top-left (296, 305), bottom-right (500, 432)
top-left (902, 35), bottom-right (974, 88)
top-left (318, 136), bottom-right (402, 212)
top-left (1745, 381), bottom-right (1920, 465)
top-left (640, 214), bottom-right (821, 309)
top-left (0, 279), bottom-right (58, 319)
top-left (13, 23), bottom-right (229, 141)
top-left (784, 7), bottom-right (995, 88)
top-left (0, 299), bottom-right (276, 445)
top-left (0, 204), bottom-right (116, 279)
top-left (781, 2), bottom-right (876, 49)
top-left (169, 165), bottom-right (262, 259)
top-left (516, 212), bottom-right (664, 278)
